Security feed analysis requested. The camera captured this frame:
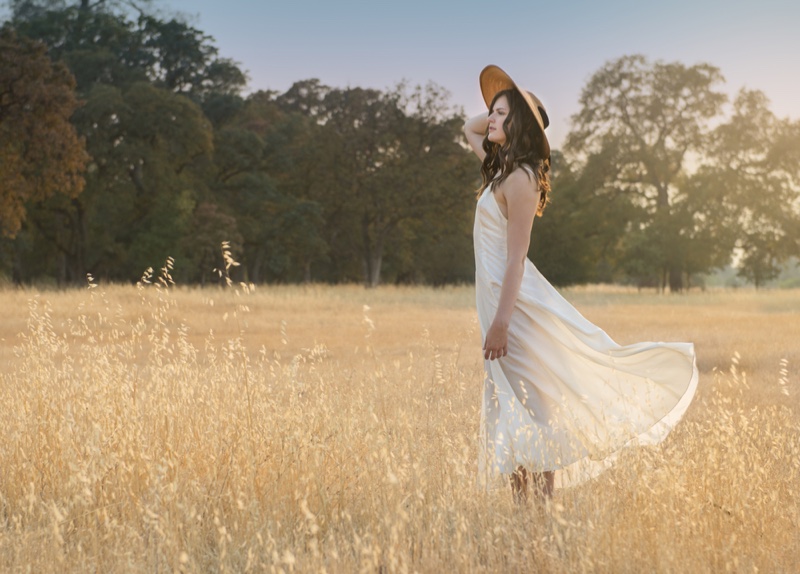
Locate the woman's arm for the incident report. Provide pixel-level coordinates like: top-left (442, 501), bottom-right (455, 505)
top-left (483, 169), bottom-right (540, 361)
top-left (464, 112), bottom-right (488, 161)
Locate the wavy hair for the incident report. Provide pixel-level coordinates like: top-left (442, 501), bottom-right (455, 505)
top-left (478, 89), bottom-right (551, 216)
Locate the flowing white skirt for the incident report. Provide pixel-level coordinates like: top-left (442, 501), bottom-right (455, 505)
top-left (474, 188), bottom-right (698, 489)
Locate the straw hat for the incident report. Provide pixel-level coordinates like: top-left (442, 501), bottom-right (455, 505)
top-left (479, 64), bottom-right (550, 159)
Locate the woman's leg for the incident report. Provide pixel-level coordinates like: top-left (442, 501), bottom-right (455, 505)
top-left (511, 467), bottom-right (555, 503)
top-left (510, 466), bottom-right (529, 503)
top-left (532, 471), bottom-right (554, 498)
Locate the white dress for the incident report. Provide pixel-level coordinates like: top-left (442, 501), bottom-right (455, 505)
top-left (474, 181), bottom-right (698, 489)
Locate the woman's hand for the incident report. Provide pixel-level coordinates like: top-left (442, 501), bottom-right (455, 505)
top-left (483, 319), bottom-right (509, 361)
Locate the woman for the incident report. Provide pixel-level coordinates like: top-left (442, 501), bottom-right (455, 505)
top-left (464, 65), bottom-right (698, 501)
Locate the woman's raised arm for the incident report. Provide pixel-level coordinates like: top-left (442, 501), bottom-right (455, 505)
top-left (464, 112), bottom-right (488, 161)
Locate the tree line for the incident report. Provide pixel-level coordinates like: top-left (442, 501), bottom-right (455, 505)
top-left (2, 1), bottom-right (799, 290)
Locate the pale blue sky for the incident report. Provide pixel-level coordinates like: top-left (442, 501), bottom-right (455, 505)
top-left (12, 0), bottom-right (800, 148)
top-left (163, 0), bottom-right (799, 149)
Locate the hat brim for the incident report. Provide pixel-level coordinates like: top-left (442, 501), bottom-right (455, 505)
top-left (479, 64), bottom-right (550, 159)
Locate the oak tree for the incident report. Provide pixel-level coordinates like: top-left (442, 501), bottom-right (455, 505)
top-left (567, 55), bottom-right (727, 291)
top-left (0, 27), bottom-right (88, 239)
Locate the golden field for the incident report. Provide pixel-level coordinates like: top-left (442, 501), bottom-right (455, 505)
top-left (0, 278), bottom-right (798, 573)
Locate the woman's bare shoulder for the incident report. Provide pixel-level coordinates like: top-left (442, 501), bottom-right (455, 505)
top-left (503, 165), bottom-right (540, 195)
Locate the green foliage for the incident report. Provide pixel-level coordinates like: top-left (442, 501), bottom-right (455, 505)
top-left (137, 15), bottom-right (247, 99)
top-left (177, 201), bottom-right (242, 285)
top-left (561, 54), bottom-right (800, 291)
top-left (230, 79), bottom-right (477, 286)
top-left (531, 151), bottom-right (634, 286)
top-left (566, 55), bottom-right (729, 291)
top-left (4, 3), bottom-right (798, 288)
top-left (5, 1), bottom-right (239, 284)
top-left (74, 81), bottom-right (212, 278)
top-left (695, 90), bottom-right (800, 288)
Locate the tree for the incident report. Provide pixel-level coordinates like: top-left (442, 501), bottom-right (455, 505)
top-left (207, 93), bottom-right (329, 284)
top-left (566, 55), bottom-right (728, 291)
top-left (697, 90), bottom-right (800, 288)
top-left (9, 80), bottom-right (214, 283)
top-left (6, 1), bottom-right (245, 284)
top-left (9, 1), bottom-right (247, 100)
top-left (292, 81), bottom-right (473, 287)
top-left (530, 151), bottom-right (636, 286)
top-left (9, 1), bottom-right (153, 90)
top-left (0, 27), bottom-right (88, 239)
top-left (138, 15), bottom-right (247, 100)
top-left (76, 81), bottom-right (214, 280)
top-left (178, 201), bottom-right (243, 285)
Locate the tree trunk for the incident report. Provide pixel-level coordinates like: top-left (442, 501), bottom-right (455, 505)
top-left (362, 254), bottom-right (382, 288)
top-left (57, 252), bottom-right (67, 287)
top-left (656, 188), bottom-right (680, 294)
top-left (362, 221), bottom-right (387, 288)
top-left (361, 214), bottom-right (374, 288)
top-left (70, 199), bottom-right (87, 284)
top-left (12, 239), bottom-right (23, 285)
top-left (250, 245), bottom-right (264, 283)
top-left (668, 265), bottom-right (683, 293)
top-left (368, 253), bottom-right (382, 288)
top-left (55, 209), bottom-right (67, 285)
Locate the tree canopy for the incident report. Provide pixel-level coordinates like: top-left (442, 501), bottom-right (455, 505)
top-left (566, 55), bottom-right (800, 291)
top-left (1, 5), bottom-right (798, 289)
top-left (0, 27), bottom-right (88, 239)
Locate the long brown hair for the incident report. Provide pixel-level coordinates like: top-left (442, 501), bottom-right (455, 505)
top-left (478, 89), bottom-right (551, 216)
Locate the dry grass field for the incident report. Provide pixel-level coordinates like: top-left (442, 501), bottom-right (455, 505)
top-left (1, 276), bottom-right (798, 572)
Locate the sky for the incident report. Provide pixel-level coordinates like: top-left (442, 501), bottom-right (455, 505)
top-left (11, 0), bottom-right (800, 149)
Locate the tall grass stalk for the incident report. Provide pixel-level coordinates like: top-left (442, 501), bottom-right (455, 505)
top-left (0, 282), bottom-right (797, 572)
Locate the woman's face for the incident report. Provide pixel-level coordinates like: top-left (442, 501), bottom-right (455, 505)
top-left (487, 94), bottom-right (509, 145)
